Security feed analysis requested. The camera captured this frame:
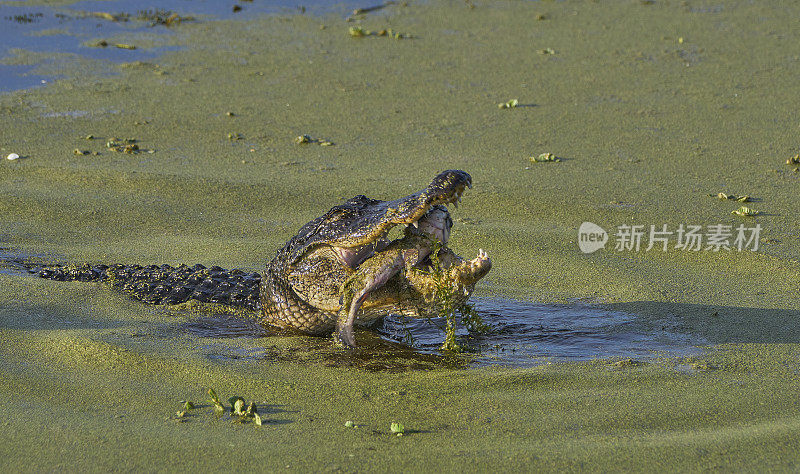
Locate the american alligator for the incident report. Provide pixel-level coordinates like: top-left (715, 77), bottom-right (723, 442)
top-left (17, 170), bottom-right (491, 347)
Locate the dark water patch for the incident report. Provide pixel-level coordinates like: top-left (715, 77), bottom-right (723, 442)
top-left (182, 313), bottom-right (268, 338)
top-left (378, 298), bottom-right (706, 367)
top-left (0, 0), bottom-right (368, 93)
top-left (68, 0), bottom-right (362, 19)
top-left (182, 298), bottom-right (706, 370)
top-left (184, 314), bottom-right (466, 371)
top-left (0, 5), bottom-right (179, 92)
top-left (0, 247), bottom-right (47, 276)
top-left (0, 63), bottom-right (52, 93)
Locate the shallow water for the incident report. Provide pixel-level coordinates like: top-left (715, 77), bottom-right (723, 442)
top-left (380, 298), bottom-right (706, 366)
top-left (1, 245), bottom-right (706, 368)
top-left (0, 0), bottom-right (362, 92)
top-left (179, 296), bottom-right (706, 368)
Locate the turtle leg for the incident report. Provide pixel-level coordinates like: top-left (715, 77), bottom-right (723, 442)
top-left (336, 251), bottom-right (404, 347)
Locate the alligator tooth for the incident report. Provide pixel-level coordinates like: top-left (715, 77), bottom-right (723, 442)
top-left (457, 195), bottom-right (462, 203)
top-left (412, 220), bottom-right (419, 228)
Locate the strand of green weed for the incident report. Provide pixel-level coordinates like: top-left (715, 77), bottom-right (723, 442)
top-left (428, 241), bottom-right (461, 351)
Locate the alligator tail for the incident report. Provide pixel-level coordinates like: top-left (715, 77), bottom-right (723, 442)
top-left (21, 261), bottom-right (261, 311)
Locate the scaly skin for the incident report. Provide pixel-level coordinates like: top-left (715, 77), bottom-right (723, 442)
top-left (19, 170), bottom-right (491, 346)
top-left (259, 170), bottom-right (492, 344)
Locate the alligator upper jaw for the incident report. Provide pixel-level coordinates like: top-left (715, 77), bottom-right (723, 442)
top-left (328, 170), bottom-right (472, 251)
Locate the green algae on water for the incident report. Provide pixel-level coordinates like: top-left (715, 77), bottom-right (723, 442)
top-left (294, 134), bottom-right (334, 146)
top-left (3, 0), bottom-right (800, 470)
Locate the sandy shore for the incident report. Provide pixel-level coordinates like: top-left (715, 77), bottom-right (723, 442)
top-left (1, 0), bottom-right (799, 470)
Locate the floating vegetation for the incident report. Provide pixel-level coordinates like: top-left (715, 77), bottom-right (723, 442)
top-left (349, 26), bottom-right (367, 37)
top-left (90, 12), bottom-right (126, 22)
top-left (352, 1), bottom-right (396, 16)
top-left (344, 420), bottom-right (356, 428)
top-left (208, 388), bottom-right (225, 412)
top-left (73, 149), bottom-right (89, 155)
top-left (611, 358), bottom-right (646, 369)
top-left (732, 206), bottom-right (759, 217)
top-left (135, 9), bottom-right (194, 27)
top-left (539, 48), bottom-right (556, 55)
top-left (529, 152), bottom-right (561, 163)
top-left (4, 13), bottom-right (44, 24)
top-left (89, 40), bottom-right (138, 50)
top-left (228, 132), bottom-right (243, 141)
top-left (390, 422), bottom-right (405, 436)
top-left (708, 192), bottom-right (749, 202)
top-left (378, 29), bottom-right (406, 39)
top-left (86, 9), bottom-right (192, 26)
top-left (250, 404), bottom-right (262, 426)
top-left (497, 99), bottom-right (519, 109)
top-left (86, 38), bottom-right (138, 50)
top-left (294, 134), bottom-right (334, 146)
top-left (346, 1), bottom-right (399, 21)
top-left (183, 401), bottom-right (194, 410)
top-left (6, 153), bottom-right (20, 161)
top-left (787, 154), bottom-right (800, 166)
top-left (425, 241), bottom-right (490, 352)
top-left (459, 303), bottom-right (491, 334)
top-left (106, 138), bottom-right (139, 154)
top-left (349, 26), bottom-right (409, 39)
top-left (229, 396), bottom-right (246, 416)
top-left (203, 388), bottom-right (262, 425)
top-left (105, 138), bottom-right (153, 154)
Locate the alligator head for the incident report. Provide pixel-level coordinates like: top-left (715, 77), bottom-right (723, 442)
top-left (260, 170), bottom-right (492, 345)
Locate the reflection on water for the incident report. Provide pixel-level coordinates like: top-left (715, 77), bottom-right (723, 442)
top-left (1, 0), bottom-right (364, 93)
top-left (379, 298), bottom-right (705, 367)
top-left (183, 313), bottom-right (269, 338)
top-left (183, 297), bottom-right (706, 369)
